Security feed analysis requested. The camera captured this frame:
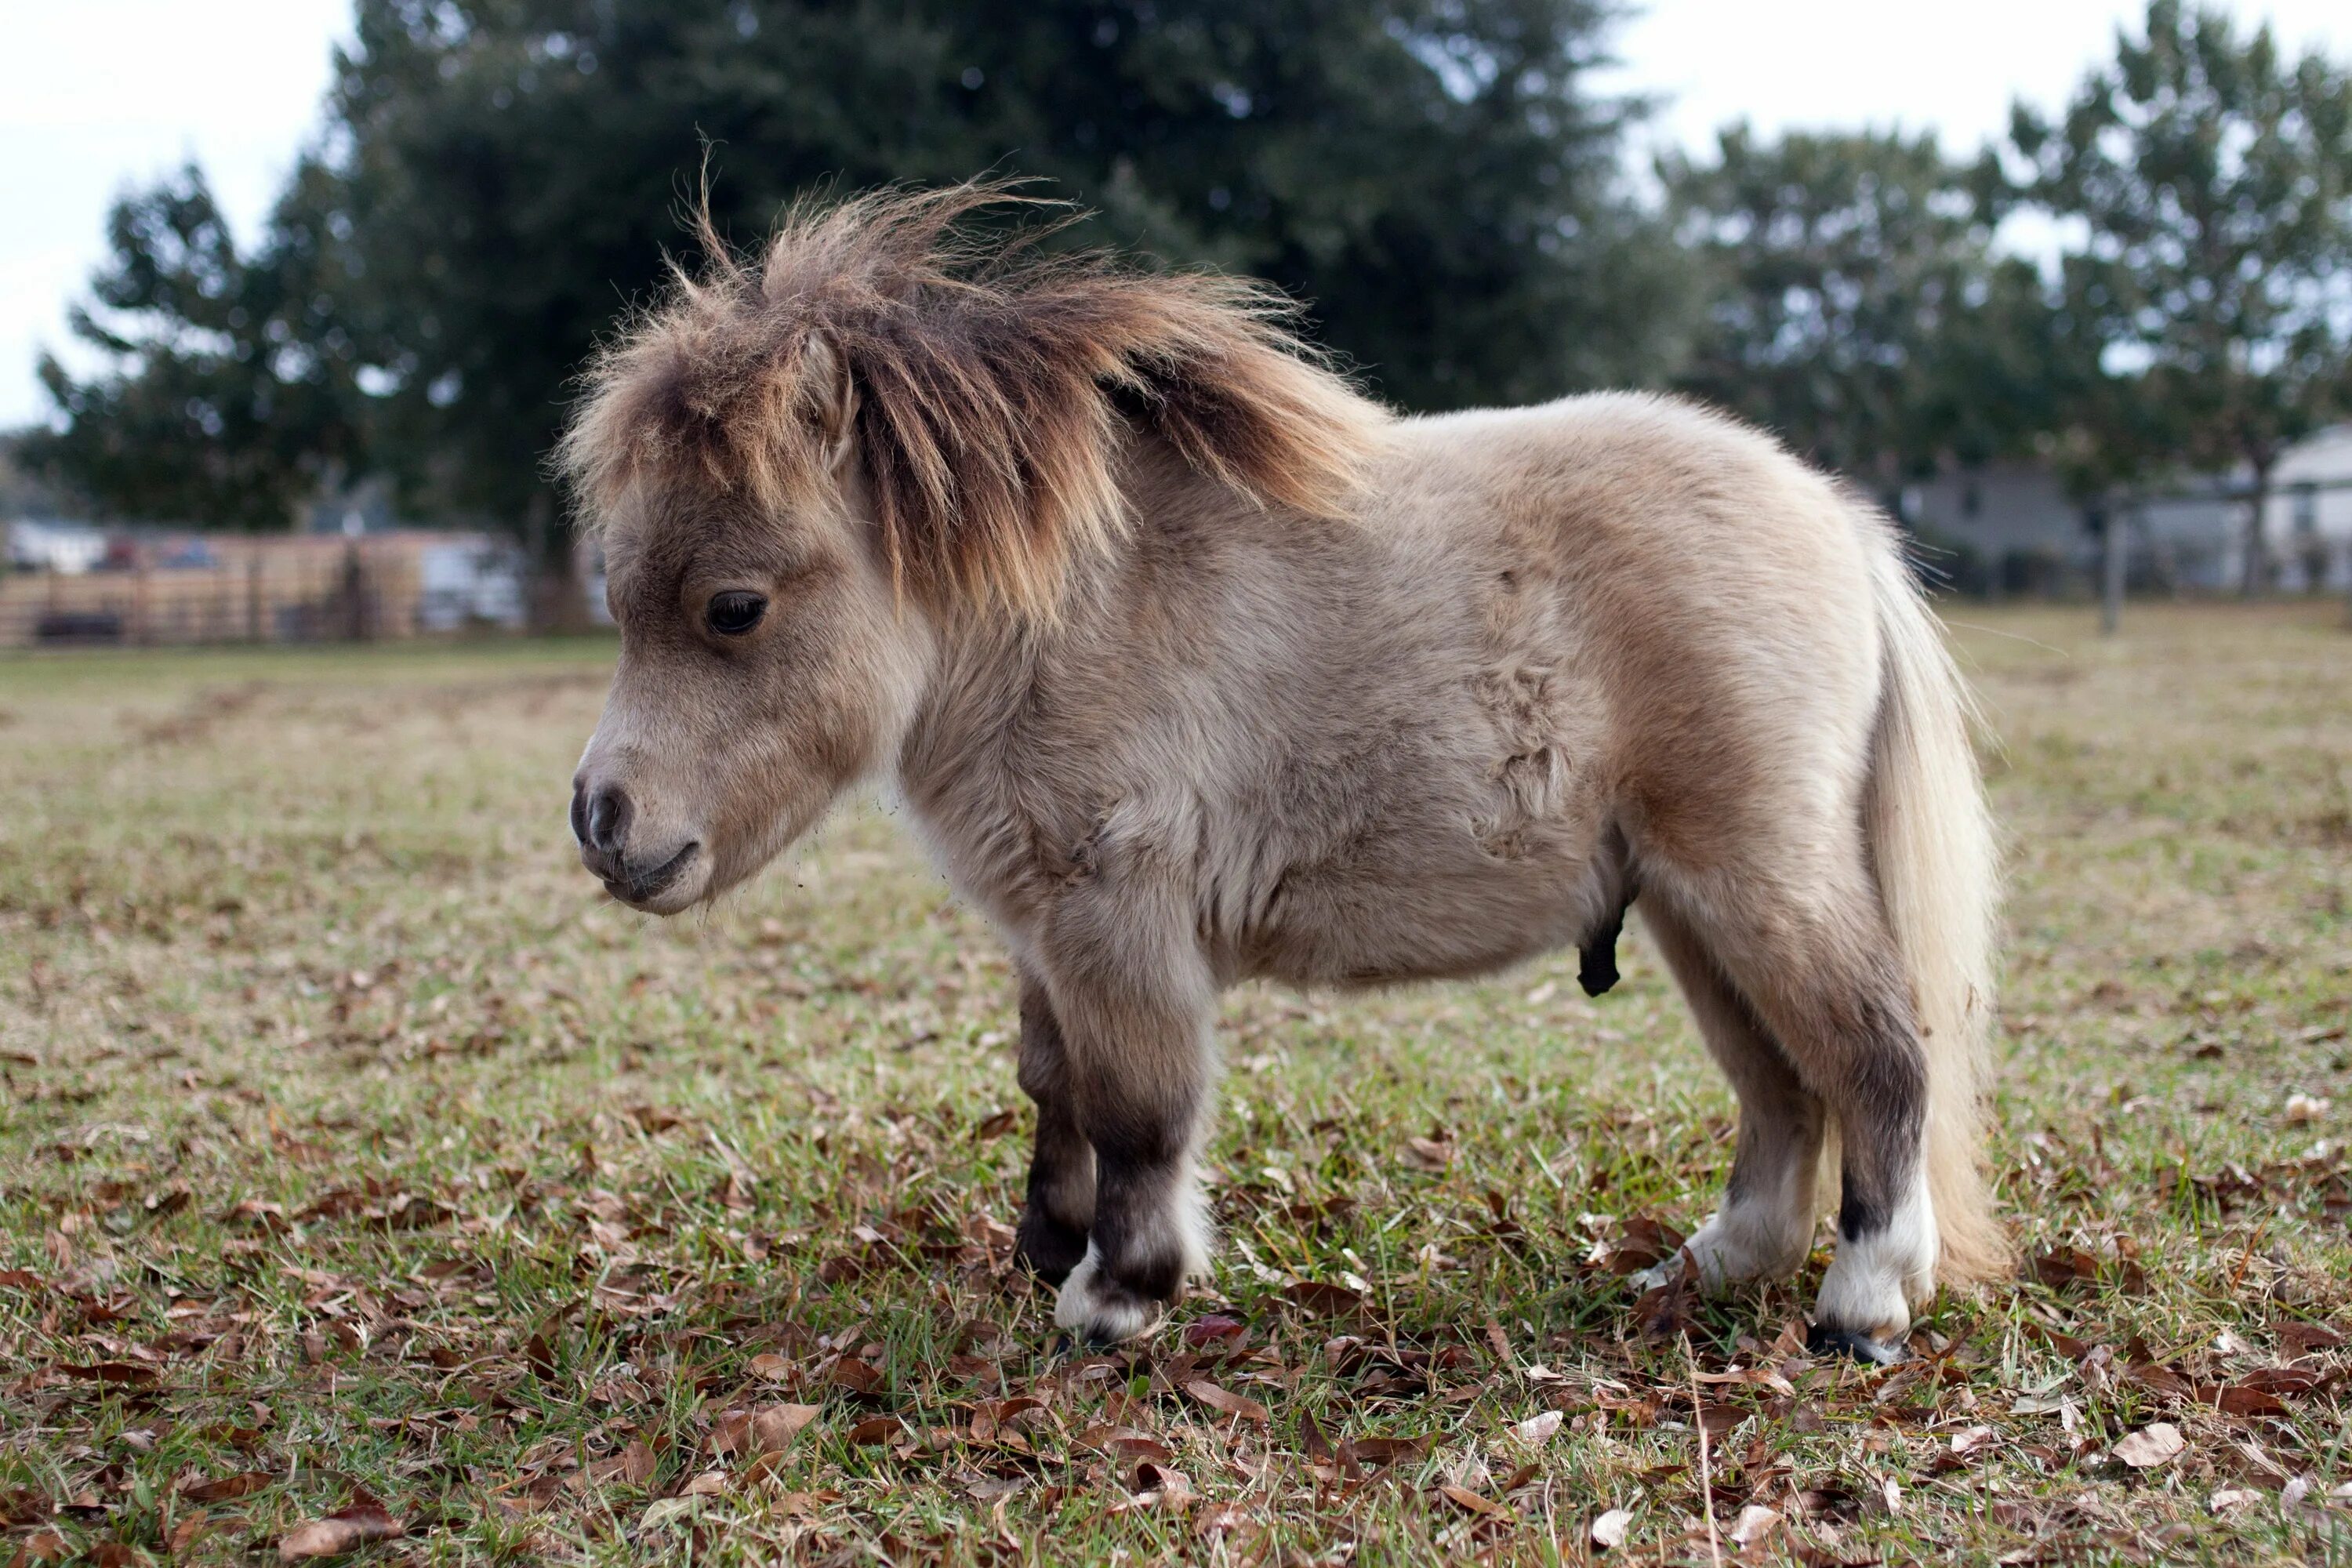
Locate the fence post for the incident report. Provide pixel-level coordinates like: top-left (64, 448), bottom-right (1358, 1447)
top-left (339, 543), bottom-right (370, 641)
top-left (2100, 506), bottom-right (2127, 636)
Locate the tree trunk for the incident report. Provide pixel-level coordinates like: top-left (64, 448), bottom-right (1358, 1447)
top-left (2241, 459), bottom-right (2273, 597)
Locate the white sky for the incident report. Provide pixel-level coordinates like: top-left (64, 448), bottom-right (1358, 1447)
top-left (2, 0), bottom-right (2346, 429)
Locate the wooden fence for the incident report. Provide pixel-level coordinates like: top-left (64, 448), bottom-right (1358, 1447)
top-left (0, 534), bottom-right (523, 649)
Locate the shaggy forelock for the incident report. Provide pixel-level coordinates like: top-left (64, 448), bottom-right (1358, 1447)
top-left (557, 182), bottom-right (1386, 615)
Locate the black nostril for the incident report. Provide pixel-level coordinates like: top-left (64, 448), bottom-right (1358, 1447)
top-left (586, 782), bottom-right (633, 854)
top-left (568, 779), bottom-right (591, 845)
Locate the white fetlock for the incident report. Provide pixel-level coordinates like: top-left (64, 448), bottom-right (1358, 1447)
top-left (1051, 1174), bottom-right (1214, 1345)
top-left (1631, 1204), bottom-right (1813, 1294)
top-left (1813, 1179), bottom-right (1938, 1343)
top-left (1053, 1245), bottom-right (1167, 1344)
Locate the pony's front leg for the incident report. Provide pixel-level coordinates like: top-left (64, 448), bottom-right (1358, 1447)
top-left (1041, 951), bottom-right (1215, 1346)
top-left (1012, 975), bottom-right (1094, 1285)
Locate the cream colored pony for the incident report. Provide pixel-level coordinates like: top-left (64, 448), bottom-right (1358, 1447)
top-left (559, 185), bottom-right (2007, 1360)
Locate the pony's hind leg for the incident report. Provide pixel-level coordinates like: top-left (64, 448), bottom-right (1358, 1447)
top-left (1634, 898), bottom-right (1825, 1291)
top-left (1013, 976), bottom-right (1094, 1286)
top-left (1655, 866), bottom-right (1937, 1360)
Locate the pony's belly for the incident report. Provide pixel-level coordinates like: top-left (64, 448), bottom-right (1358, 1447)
top-left (1240, 850), bottom-right (1599, 988)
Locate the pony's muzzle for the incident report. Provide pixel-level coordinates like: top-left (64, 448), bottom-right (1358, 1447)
top-left (571, 775), bottom-right (701, 909)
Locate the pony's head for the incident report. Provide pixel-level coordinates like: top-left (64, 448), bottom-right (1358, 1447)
top-left (557, 182), bottom-right (1377, 912)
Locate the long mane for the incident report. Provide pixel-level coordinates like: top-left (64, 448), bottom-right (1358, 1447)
top-left (557, 182), bottom-right (1387, 615)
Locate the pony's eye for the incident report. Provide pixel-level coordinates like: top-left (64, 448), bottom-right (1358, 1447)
top-left (706, 591), bottom-right (768, 637)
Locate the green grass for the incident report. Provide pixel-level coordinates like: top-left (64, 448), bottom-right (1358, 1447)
top-left (1, 602), bottom-right (2347, 1566)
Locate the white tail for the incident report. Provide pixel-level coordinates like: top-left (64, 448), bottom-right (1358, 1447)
top-left (1862, 534), bottom-right (2009, 1286)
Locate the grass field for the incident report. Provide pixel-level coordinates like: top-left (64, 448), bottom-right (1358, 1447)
top-left (1, 601), bottom-right (2348, 1566)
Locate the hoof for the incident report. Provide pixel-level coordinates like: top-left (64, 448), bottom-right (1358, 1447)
top-left (1052, 1248), bottom-right (1168, 1346)
top-left (1806, 1321), bottom-right (1907, 1366)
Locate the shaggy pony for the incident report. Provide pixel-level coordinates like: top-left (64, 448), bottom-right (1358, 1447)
top-left (558, 184), bottom-right (2006, 1360)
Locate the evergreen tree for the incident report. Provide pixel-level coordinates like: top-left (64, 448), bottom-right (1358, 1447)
top-left (1664, 125), bottom-right (2061, 495)
top-left (2003, 0), bottom-right (2352, 587)
top-left (327, 0), bottom-right (1675, 539)
top-left (26, 163), bottom-right (365, 529)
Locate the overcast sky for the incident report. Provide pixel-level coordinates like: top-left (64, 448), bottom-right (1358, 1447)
top-left (3, 0), bottom-right (2347, 430)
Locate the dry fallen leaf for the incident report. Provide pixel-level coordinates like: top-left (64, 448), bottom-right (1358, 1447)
top-left (2031, 1245), bottom-right (2103, 1292)
top-left (278, 1502), bottom-right (401, 1561)
top-left (180, 1471), bottom-right (272, 1504)
top-left (1592, 1507), bottom-right (1633, 1549)
top-left (1184, 1377), bottom-right (1269, 1424)
top-left (1192, 1501), bottom-right (1251, 1538)
top-left (2215, 1383), bottom-right (2291, 1418)
top-left (2113, 1423), bottom-right (2186, 1468)
top-left (752, 1403), bottom-right (822, 1448)
top-left (1631, 1255), bottom-right (1699, 1340)
top-left (829, 1358), bottom-right (883, 1394)
top-left (1403, 1127), bottom-right (1457, 1170)
top-left (1281, 1279), bottom-right (1366, 1317)
top-left (1346, 1434), bottom-right (1429, 1466)
top-left (1511, 1410), bottom-right (1563, 1443)
top-left (1103, 1432), bottom-right (1175, 1464)
top-left (584, 1439), bottom-right (657, 1488)
top-left (712, 1402), bottom-right (822, 1457)
top-left (1730, 1504), bottom-right (1781, 1546)
top-left (1130, 1462), bottom-right (1193, 1511)
top-left (2276, 1322), bottom-right (2344, 1355)
top-left (1439, 1483), bottom-right (1510, 1519)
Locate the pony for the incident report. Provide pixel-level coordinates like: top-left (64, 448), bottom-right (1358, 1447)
top-left (557, 183), bottom-right (2007, 1361)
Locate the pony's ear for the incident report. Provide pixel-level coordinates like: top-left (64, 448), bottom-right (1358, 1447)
top-left (800, 332), bottom-right (858, 474)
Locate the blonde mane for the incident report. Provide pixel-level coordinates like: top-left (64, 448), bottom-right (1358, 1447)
top-left (557, 182), bottom-right (1386, 614)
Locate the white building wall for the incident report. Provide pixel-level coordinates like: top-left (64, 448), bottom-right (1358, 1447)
top-left (2261, 426), bottom-right (2352, 592)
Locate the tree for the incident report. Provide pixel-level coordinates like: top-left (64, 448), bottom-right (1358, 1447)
top-left (0, 432), bottom-right (77, 520)
top-left (1663, 125), bottom-right (2063, 495)
top-left (321, 0), bottom-right (1680, 546)
top-left (25, 163), bottom-right (366, 530)
top-left (2004, 0), bottom-right (2352, 591)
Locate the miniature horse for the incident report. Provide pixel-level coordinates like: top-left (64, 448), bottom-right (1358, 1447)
top-left (558, 186), bottom-right (2006, 1361)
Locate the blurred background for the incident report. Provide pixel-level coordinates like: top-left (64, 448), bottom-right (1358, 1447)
top-left (3, 0), bottom-right (2349, 647)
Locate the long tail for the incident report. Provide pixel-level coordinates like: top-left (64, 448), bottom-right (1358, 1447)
top-left (1862, 528), bottom-right (2010, 1287)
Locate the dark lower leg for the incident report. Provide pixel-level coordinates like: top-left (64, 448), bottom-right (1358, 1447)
top-left (1828, 1036), bottom-right (1926, 1246)
top-left (1046, 978), bottom-right (1212, 1345)
top-left (1058, 1102), bottom-right (1205, 1344)
top-left (1012, 978), bottom-right (1093, 1284)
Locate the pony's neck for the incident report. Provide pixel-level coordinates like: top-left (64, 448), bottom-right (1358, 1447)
top-left (891, 431), bottom-right (1231, 801)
